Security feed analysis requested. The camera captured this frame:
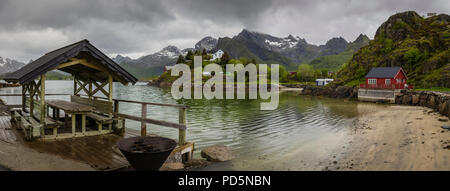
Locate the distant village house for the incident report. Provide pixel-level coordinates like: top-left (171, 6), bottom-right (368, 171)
top-left (210, 49), bottom-right (224, 61)
top-left (316, 78), bottom-right (334, 86)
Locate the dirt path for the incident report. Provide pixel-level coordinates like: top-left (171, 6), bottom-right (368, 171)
top-left (327, 105), bottom-right (450, 171)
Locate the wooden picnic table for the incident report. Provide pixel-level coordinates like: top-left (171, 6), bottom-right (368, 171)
top-left (46, 99), bottom-right (94, 135)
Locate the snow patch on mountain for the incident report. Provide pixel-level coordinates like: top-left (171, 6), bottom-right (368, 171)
top-left (264, 35), bottom-right (301, 49)
top-left (0, 56), bottom-right (26, 74)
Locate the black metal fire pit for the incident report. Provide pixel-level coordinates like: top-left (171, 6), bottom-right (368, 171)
top-left (117, 136), bottom-right (177, 171)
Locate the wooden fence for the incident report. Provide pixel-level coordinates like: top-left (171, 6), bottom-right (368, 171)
top-left (0, 93), bottom-right (188, 145)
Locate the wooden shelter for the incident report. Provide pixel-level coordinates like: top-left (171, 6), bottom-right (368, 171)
top-left (4, 39), bottom-right (138, 140)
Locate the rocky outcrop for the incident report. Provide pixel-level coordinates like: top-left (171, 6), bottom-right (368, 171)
top-left (337, 11), bottom-right (450, 88)
top-left (201, 145), bottom-right (234, 162)
top-left (299, 85), bottom-right (358, 99)
top-left (396, 91), bottom-right (450, 119)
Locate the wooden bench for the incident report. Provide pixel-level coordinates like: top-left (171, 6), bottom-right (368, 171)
top-left (70, 96), bottom-right (122, 132)
top-left (11, 110), bottom-right (42, 140)
top-left (14, 97), bottom-right (64, 139)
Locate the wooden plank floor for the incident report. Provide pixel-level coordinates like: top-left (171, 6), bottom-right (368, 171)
top-left (0, 115), bottom-right (135, 171)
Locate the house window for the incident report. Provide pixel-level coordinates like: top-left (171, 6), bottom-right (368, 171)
top-left (368, 79), bottom-right (376, 84)
top-left (386, 79), bottom-right (391, 85)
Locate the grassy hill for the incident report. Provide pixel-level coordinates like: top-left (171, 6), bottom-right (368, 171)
top-left (336, 11), bottom-right (450, 88)
top-left (308, 34), bottom-right (370, 71)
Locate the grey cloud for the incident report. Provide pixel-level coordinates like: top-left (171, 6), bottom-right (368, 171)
top-left (0, 0), bottom-right (448, 62)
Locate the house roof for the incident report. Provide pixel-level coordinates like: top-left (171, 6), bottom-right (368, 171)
top-left (4, 39), bottom-right (138, 85)
top-left (365, 67), bottom-right (406, 79)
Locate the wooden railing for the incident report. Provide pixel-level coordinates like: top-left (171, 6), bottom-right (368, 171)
top-left (0, 93), bottom-right (188, 145)
top-left (84, 95), bottom-right (188, 145)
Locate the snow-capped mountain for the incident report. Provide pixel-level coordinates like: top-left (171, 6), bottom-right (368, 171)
top-left (215, 29), bottom-right (354, 69)
top-left (0, 56), bottom-right (26, 74)
top-left (264, 35), bottom-right (302, 50)
top-left (112, 54), bottom-right (133, 64)
top-left (137, 45), bottom-right (181, 66)
top-left (152, 45), bottom-right (182, 59)
top-left (195, 36), bottom-right (218, 51)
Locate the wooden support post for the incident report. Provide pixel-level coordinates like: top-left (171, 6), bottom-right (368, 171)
top-left (72, 114), bottom-right (76, 136)
top-left (73, 76), bottom-right (77, 95)
top-left (40, 74), bottom-right (46, 137)
top-left (53, 127), bottom-right (57, 137)
top-left (64, 113), bottom-right (68, 128)
top-left (108, 75), bottom-right (113, 131)
top-left (108, 75), bottom-right (113, 102)
top-left (81, 114), bottom-right (86, 134)
top-left (29, 84), bottom-right (34, 118)
top-left (114, 100), bottom-right (119, 115)
top-left (88, 79), bottom-right (92, 99)
top-left (141, 103), bottom-right (147, 136)
top-left (22, 85), bottom-right (26, 112)
top-left (178, 107), bottom-right (186, 146)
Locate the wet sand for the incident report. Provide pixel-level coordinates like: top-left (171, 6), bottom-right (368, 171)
top-left (325, 105), bottom-right (450, 171)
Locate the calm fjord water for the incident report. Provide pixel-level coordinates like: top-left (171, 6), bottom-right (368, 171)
top-left (0, 80), bottom-right (384, 170)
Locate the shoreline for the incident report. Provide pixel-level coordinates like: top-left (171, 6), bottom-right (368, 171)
top-left (324, 105), bottom-right (450, 171)
top-left (1, 83), bottom-right (449, 171)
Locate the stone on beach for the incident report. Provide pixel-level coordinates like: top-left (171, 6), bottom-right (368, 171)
top-left (184, 159), bottom-right (211, 169)
top-left (201, 145), bottom-right (234, 162)
top-left (159, 162), bottom-right (184, 171)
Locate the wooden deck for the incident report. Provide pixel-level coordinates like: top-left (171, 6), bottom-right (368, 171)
top-left (0, 115), bottom-right (193, 171)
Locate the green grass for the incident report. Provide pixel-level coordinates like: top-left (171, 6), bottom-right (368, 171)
top-left (414, 87), bottom-right (450, 92)
top-left (280, 81), bottom-right (315, 85)
top-left (345, 78), bottom-right (365, 86)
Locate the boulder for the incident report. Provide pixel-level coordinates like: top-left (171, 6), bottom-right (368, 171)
top-left (335, 86), bottom-right (353, 98)
top-left (159, 162), bottom-right (184, 171)
top-left (184, 159), bottom-right (211, 169)
top-left (201, 145), bottom-right (234, 162)
top-left (439, 101), bottom-right (449, 116)
top-left (428, 95), bottom-right (436, 108)
top-left (402, 94), bottom-right (412, 105)
top-left (412, 95), bottom-right (420, 105)
top-left (159, 81), bottom-right (172, 88)
top-left (395, 95), bottom-right (403, 104)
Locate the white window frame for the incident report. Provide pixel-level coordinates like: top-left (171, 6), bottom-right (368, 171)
top-left (385, 79), bottom-right (391, 85)
top-left (368, 79), bottom-right (377, 84)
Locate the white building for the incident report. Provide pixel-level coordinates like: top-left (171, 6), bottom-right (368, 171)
top-left (316, 78), bottom-right (334, 86)
top-left (210, 49), bottom-right (224, 61)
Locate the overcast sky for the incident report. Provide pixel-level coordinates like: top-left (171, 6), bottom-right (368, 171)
top-left (0, 0), bottom-right (448, 62)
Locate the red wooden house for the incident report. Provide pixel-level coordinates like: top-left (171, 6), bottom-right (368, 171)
top-left (360, 67), bottom-right (412, 89)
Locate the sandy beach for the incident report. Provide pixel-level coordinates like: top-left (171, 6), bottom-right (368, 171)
top-left (325, 105), bottom-right (450, 171)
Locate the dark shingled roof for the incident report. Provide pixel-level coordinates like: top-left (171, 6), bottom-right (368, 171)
top-left (4, 39), bottom-right (138, 84)
top-left (365, 67), bottom-right (406, 79)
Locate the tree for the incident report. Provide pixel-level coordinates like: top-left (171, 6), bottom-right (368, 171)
top-left (176, 55), bottom-right (185, 64)
top-left (250, 58), bottom-right (257, 65)
top-left (321, 69), bottom-right (328, 78)
top-left (220, 51), bottom-right (230, 66)
top-left (185, 51), bottom-right (193, 61)
top-left (279, 65), bottom-right (288, 82)
top-left (297, 64), bottom-right (314, 82)
top-left (239, 57), bottom-right (248, 65)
